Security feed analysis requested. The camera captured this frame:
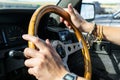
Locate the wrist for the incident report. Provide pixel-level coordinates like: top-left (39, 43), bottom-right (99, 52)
top-left (54, 68), bottom-right (69, 80)
top-left (62, 72), bottom-right (78, 80)
top-left (80, 22), bottom-right (94, 33)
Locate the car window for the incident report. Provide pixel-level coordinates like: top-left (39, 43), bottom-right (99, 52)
top-left (82, 0), bottom-right (120, 27)
top-left (113, 11), bottom-right (120, 19)
top-left (0, 0), bottom-right (60, 9)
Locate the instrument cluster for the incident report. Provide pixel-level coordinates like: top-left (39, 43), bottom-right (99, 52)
top-left (0, 24), bottom-right (26, 48)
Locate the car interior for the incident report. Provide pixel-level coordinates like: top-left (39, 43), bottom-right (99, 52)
top-left (0, 0), bottom-right (120, 80)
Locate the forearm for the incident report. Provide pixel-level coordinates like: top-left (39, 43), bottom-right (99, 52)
top-left (84, 23), bottom-right (120, 45)
top-left (77, 77), bottom-right (86, 80)
top-left (60, 71), bottom-right (86, 80)
top-left (102, 25), bottom-right (120, 45)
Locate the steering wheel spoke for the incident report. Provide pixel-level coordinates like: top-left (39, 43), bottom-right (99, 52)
top-left (64, 42), bottom-right (82, 56)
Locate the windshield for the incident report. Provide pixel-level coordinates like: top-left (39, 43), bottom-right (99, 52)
top-left (0, 0), bottom-right (60, 9)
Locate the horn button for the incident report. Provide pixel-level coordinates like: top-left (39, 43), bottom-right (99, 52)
top-left (56, 44), bottom-right (66, 58)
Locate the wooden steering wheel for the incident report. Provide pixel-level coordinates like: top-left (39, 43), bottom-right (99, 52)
top-left (28, 5), bottom-right (92, 80)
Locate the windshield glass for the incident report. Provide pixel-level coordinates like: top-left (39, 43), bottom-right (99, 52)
top-left (0, 0), bottom-right (60, 9)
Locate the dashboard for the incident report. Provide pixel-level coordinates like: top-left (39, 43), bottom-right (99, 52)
top-left (0, 9), bottom-right (33, 80)
top-left (0, 9), bottom-right (33, 48)
top-left (0, 24), bottom-right (26, 47)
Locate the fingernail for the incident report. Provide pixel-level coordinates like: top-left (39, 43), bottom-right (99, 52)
top-left (69, 3), bottom-right (73, 8)
top-left (68, 3), bottom-right (73, 12)
top-left (22, 34), bottom-right (28, 38)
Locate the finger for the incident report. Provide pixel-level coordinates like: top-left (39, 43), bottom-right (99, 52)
top-left (64, 21), bottom-right (71, 27)
top-left (24, 48), bottom-right (39, 58)
top-left (28, 67), bottom-right (40, 79)
top-left (60, 16), bottom-right (71, 29)
top-left (24, 58), bottom-right (41, 67)
top-left (22, 34), bottom-right (45, 49)
top-left (45, 39), bottom-right (55, 51)
top-left (68, 25), bottom-right (72, 29)
top-left (60, 17), bottom-right (64, 22)
top-left (45, 39), bottom-right (51, 46)
top-left (68, 3), bottom-right (75, 16)
top-left (28, 68), bottom-right (34, 75)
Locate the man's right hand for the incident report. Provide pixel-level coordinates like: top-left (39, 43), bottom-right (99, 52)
top-left (60, 3), bottom-right (94, 33)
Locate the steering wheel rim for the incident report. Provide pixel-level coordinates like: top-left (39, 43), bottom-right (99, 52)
top-left (28, 5), bottom-right (92, 80)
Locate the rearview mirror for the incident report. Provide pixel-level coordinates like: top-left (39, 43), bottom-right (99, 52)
top-left (80, 3), bottom-right (95, 22)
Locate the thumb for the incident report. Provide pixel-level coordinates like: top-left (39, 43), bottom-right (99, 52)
top-left (45, 39), bottom-right (51, 46)
top-left (67, 3), bottom-right (75, 16)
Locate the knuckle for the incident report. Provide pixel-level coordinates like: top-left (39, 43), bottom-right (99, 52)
top-left (41, 54), bottom-right (46, 61)
top-left (24, 60), bottom-right (29, 66)
top-left (38, 62), bottom-right (43, 68)
top-left (38, 54), bottom-right (47, 65)
top-left (33, 37), bottom-right (40, 43)
top-left (28, 68), bottom-right (33, 75)
top-left (24, 48), bottom-right (29, 53)
top-left (24, 48), bottom-right (29, 57)
top-left (42, 50), bottom-right (49, 58)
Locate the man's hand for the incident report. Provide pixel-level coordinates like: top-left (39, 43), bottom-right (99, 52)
top-left (22, 34), bottom-right (68, 80)
top-left (60, 3), bottom-right (93, 33)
